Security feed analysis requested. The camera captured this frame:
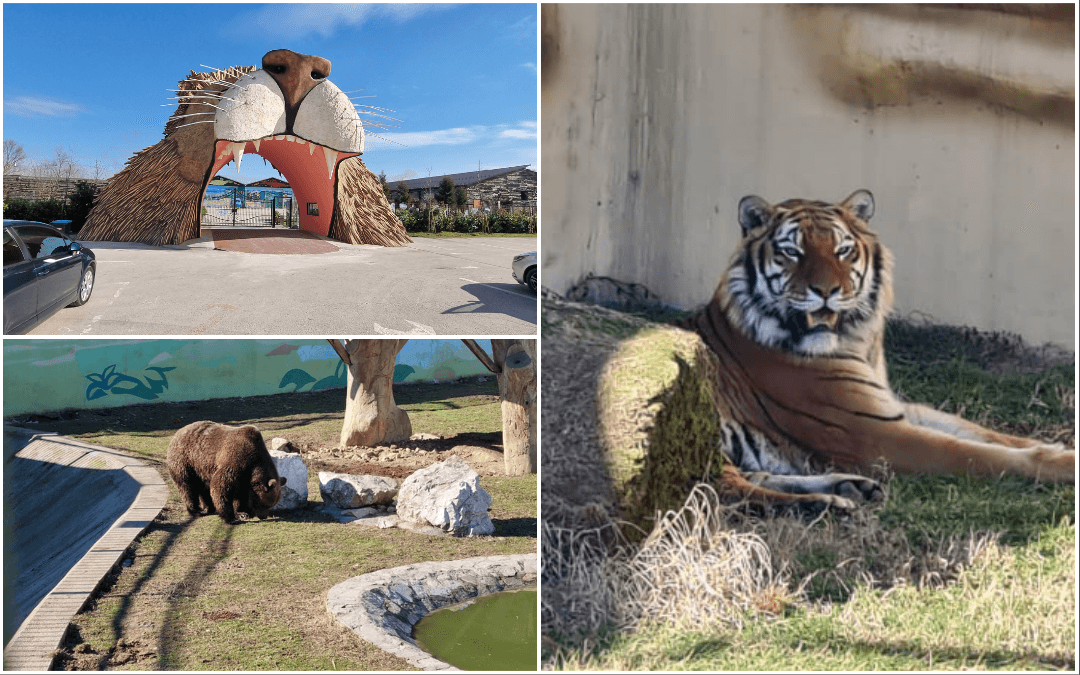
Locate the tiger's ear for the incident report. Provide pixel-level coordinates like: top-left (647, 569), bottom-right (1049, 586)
top-left (738, 195), bottom-right (772, 236)
top-left (840, 189), bottom-right (874, 221)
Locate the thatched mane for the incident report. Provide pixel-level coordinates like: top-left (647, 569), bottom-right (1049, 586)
top-left (79, 61), bottom-right (409, 247)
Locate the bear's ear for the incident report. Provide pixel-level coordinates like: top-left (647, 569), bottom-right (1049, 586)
top-left (278, 476), bottom-right (287, 487)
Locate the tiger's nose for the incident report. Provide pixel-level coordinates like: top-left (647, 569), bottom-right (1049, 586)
top-left (261, 49), bottom-right (333, 133)
top-left (809, 283), bottom-right (841, 299)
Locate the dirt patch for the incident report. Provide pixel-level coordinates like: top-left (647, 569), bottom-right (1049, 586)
top-left (209, 228), bottom-right (339, 255)
top-left (54, 636), bottom-right (157, 671)
top-left (288, 433), bottom-right (507, 480)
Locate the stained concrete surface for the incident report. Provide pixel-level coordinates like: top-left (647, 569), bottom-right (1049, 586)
top-left (2, 427), bottom-right (166, 670)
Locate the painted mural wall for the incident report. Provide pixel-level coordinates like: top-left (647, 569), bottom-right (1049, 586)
top-left (2, 339), bottom-right (492, 417)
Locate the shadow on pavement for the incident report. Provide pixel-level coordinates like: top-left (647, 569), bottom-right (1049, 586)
top-left (3, 435), bottom-right (140, 645)
top-left (446, 283), bottom-right (537, 324)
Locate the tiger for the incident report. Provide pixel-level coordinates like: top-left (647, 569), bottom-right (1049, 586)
top-left (680, 189), bottom-right (1075, 509)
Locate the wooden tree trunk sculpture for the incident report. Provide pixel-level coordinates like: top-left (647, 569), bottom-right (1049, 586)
top-left (329, 339), bottom-right (412, 448)
top-left (463, 339), bottom-right (537, 476)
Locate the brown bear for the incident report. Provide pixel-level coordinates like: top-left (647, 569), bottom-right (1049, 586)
top-left (166, 421), bottom-right (286, 524)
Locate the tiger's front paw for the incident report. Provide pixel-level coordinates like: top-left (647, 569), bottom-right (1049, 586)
top-left (831, 474), bottom-right (885, 503)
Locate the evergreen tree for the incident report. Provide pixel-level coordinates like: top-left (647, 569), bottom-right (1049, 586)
top-left (434, 176), bottom-right (455, 206)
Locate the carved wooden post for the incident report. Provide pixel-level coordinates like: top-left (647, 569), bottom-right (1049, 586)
top-left (331, 339), bottom-right (412, 447)
top-left (463, 339), bottom-right (536, 476)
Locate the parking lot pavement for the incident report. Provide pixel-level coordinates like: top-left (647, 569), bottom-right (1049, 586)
top-left (27, 234), bottom-right (538, 336)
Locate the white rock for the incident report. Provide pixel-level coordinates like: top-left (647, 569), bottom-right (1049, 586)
top-left (342, 507), bottom-right (379, 520)
top-left (270, 437), bottom-right (298, 453)
top-left (395, 455), bottom-right (494, 536)
top-left (319, 472), bottom-right (399, 509)
top-left (269, 449), bottom-right (308, 511)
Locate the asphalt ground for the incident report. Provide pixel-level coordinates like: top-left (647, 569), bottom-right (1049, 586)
top-left (27, 230), bottom-right (537, 336)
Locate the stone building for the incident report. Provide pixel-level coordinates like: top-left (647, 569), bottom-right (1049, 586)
top-left (391, 165), bottom-right (536, 212)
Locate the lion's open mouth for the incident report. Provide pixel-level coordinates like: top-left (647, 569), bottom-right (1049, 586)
top-left (211, 134), bottom-right (358, 234)
top-left (208, 58), bottom-right (365, 236)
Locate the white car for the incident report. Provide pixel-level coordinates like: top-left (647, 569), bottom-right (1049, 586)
top-left (511, 251), bottom-right (536, 293)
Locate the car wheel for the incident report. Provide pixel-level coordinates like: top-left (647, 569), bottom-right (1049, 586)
top-left (70, 265), bottom-right (95, 307)
top-left (525, 267), bottom-right (537, 293)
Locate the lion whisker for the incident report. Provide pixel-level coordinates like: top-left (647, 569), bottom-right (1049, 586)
top-left (349, 109), bottom-right (404, 123)
top-left (364, 132), bottom-right (407, 148)
top-left (353, 104), bottom-right (397, 114)
top-left (166, 113), bottom-right (218, 120)
top-left (170, 120), bottom-right (218, 129)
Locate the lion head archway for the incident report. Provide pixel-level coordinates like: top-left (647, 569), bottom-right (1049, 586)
top-left (80, 50), bottom-right (411, 247)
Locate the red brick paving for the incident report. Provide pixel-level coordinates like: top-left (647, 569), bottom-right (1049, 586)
top-left (209, 228), bottom-right (340, 254)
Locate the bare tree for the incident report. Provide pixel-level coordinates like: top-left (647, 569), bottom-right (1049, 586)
top-left (3, 139), bottom-right (27, 174)
top-left (51, 147), bottom-right (78, 180)
top-left (329, 339), bottom-right (412, 447)
top-left (463, 339), bottom-right (537, 476)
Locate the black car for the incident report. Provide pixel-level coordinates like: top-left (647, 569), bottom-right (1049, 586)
top-left (4, 220), bottom-right (96, 334)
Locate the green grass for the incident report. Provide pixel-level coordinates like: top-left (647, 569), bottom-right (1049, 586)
top-left (546, 318), bottom-right (1075, 671)
top-left (556, 519), bottom-right (1074, 671)
top-left (14, 380), bottom-right (536, 671)
top-left (408, 231), bottom-right (536, 238)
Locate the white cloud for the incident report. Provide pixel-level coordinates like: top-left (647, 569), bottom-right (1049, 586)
top-left (5, 95), bottom-right (82, 118)
top-left (388, 169), bottom-right (418, 182)
top-left (373, 121), bottom-right (537, 150)
top-left (522, 62), bottom-right (537, 73)
top-left (230, 3), bottom-right (450, 39)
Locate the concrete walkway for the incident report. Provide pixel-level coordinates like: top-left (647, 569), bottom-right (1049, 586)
top-left (2, 427), bottom-right (167, 671)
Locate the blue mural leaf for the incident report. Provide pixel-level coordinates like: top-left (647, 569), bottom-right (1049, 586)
top-left (393, 364), bottom-right (416, 382)
top-left (311, 374), bottom-right (346, 390)
top-left (279, 368), bottom-right (316, 391)
top-left (83, 364), bottom-right (177, 402)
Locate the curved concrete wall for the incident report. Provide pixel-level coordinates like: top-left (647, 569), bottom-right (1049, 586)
top-left (2, 339), bottom-right (493, 417)
top-left (541, 4), bottom-right (1075, 348)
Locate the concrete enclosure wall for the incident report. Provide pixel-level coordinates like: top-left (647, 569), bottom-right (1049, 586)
top-left (541, 3), bottom-right (1075, 348)
top-left (3, 339), bottom-right (492, 417)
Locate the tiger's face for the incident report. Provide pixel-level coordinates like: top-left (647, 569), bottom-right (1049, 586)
top-left (723, 189), bottom-right (891, 356)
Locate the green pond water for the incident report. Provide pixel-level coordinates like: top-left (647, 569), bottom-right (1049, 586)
top-left (413, 588), bottom-right (537, 671)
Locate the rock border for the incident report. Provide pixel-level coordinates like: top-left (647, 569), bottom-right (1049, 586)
top-left (326, 553), bottom-right (537, 671)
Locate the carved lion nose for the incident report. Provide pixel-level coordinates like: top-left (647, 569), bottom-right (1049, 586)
top-left (261, 49), bottom-right (333, 133)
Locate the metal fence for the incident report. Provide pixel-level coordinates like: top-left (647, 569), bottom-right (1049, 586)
top-left (200, 186), bottom-right (297, 228)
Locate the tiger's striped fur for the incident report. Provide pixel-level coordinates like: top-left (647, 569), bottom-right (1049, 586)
top-left (683, 189), bottom-right (1074, 508)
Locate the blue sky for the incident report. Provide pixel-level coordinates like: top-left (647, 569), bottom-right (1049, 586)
top-left (2, 3), bottom-right (537, 184)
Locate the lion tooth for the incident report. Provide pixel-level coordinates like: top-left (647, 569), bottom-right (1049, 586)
top-left (230, 142), bottom-right (246, 169)
top-left (309, 143), bottom-right (316, 156)
top-left (253, 139), bottom-right (261, 152)
top-left (323, 146), bottom-right (338, 180)
top-left (286, 135), bottom-right (295, 142)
